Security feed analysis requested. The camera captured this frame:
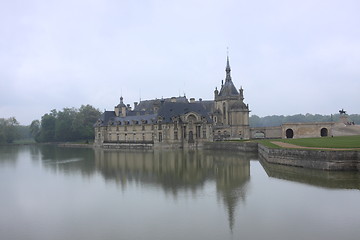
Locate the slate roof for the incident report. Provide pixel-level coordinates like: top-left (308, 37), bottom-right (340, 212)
top-left (96, 100), bottom-right (213, 126)
top-left (157, 102), bottom-right (212, 123)
top-left (134, 96), bottom-right (188, 112)
top-left (195, 100), bottom-right (214, 113)
top-left (218, 81), bottom-right (239, 96)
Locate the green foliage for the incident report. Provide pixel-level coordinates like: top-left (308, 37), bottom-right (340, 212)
top-left (250, 113), bottom-right (360, 127)
top-left (35, 105), bottom-right (101, 143)
top-left (16, 125), bottom-right (31, 139)
top-left (255, 139), bottom-right (282, 148)
top-left (0, 117), bottom-right (20, 143)
top-left (30, 120), bottom-right (40, 142)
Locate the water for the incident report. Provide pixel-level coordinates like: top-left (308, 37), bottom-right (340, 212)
top-left (0, 145), bottom-right (359, 240)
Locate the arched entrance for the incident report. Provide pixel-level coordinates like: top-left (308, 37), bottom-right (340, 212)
top-left (320, 128), bottom-right (328, 137)
top-left (254, 131), bottom-right (265, 139)
top-left (286, 129), bottom-right (294, 139)
top-left (188, 131), bottom-right (194, 143)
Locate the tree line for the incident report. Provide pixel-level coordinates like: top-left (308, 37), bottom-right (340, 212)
top-left (249, 113), bottom-right (360, 127)
top-left (30, 105), bottom-right (101, 142)
top-left (0, 117), bottom-right (20, 144)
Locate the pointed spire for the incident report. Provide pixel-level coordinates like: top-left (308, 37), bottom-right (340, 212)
top-left (225, 51), bottom-right (232, 82)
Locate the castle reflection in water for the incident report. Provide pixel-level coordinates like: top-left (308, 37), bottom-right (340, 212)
top-left (94, 149), bottom-right (254, 230)
top-left (33, 145), bottom-right (360, 230)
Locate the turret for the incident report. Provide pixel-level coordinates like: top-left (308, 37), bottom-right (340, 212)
top-left (114, 96), bottom-right (127, 117)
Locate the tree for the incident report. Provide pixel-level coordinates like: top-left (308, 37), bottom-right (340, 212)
top-left (0, 117), bottom-right (20, 143)
top-left (30, 120), bottom-right (41, 142)
top-left (73, 105), bottom-right (101, 140)
top-left (35, 105), bottom-right (101, 142)
top-left (39, 113), bottom-right (56, 142)
top-left (55, 108), bottom-right (77, 141)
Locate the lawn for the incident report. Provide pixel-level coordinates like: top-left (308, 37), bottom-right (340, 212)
top-left (259, 135), bottom-right (360, 149)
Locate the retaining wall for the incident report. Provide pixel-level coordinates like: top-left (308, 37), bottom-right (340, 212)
top-left (258, 143), bottom-right (360, 171)
top-left (203, 141), bottom-right (258, 152)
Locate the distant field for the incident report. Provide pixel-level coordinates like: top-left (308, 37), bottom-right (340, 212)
top-left (258, 135), bottom-right (360, 149)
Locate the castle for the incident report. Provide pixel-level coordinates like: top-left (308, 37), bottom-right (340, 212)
top-left (94, 56), bottom-right (251, 148)
top-left (94, 56), bottom-right (360, 148)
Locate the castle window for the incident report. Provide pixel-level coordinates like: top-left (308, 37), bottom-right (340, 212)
top-left (158, 132), bottom-right (162, 142)
top-left (142, 125), bottom-right (145, 131)
top-left (203, 130), bottom-right (206, 139)
top-left (174, 131), bottom-right (178, 140)
top-left (158, 123), bottom-right (162, 130)
top-left (223, 103), bottom-right (226, 120)
top-left (196, 126), bottom-right (201, 138)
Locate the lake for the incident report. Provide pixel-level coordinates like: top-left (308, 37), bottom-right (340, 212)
top-left (1, 145), bottom-right (359, 240)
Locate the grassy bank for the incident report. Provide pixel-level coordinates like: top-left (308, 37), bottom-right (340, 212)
top-left (258, 135), bottom-right (360, 149)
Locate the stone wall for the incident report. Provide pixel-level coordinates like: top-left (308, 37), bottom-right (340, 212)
top-left (250, 126), bottom-right (282, 139)
top-left (203, 141), bottom-right (258, 152)
top-left (281, 122), bottom-right (334, 138)
top-left (101, 142), bottom-right (154, 149)
top-left (258, 143), bottom-right (360, 171)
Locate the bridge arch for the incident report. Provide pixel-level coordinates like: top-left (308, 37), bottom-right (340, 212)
top-left (286, 129), bottom-right (294, 139)
top-left (320, 128), bottom-right (328, 137)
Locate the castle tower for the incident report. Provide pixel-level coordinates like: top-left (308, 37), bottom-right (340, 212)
top-left (214, 55), bottom-right (250, 140)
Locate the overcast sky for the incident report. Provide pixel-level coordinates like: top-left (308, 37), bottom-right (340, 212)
top-left (1, 0), bottom-right (359, 125)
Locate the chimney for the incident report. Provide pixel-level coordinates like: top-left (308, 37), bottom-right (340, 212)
top-left (170, 97), bottom-right (176, 102)
top-left (134, 102), bottom-right (138, 108)
top-left (190, 98), bottom-right (195, 103)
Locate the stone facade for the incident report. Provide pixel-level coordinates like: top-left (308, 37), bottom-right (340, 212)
top-left (94, 99), bottom-right (215, 148)
top-left (213, 56), bottom-right (250, 140)
top-left (94, 56), bottom-right (250, 148)
top-left (94, 56), bottom-right (359, 147)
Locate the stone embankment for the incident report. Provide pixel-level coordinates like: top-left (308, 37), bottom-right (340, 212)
top-left (203, 141), bottom-right (258, 152)
top-left (258, 143), bottom-right (360, 171)
top-left (57, 143), bottom-right (94, 148)
top-left (59, 140), bottom-right (360, 171)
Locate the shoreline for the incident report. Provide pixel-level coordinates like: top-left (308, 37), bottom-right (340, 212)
top-left (4, 140), bottom-right (360, 171)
